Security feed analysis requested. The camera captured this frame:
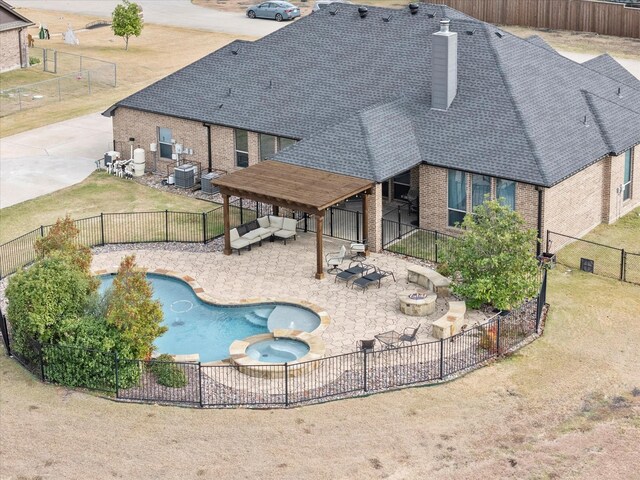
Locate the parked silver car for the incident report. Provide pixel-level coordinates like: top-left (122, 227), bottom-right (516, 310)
top-left (246, 1), bottom-right (301, 21)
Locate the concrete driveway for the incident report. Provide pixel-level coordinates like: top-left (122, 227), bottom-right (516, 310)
top-left (0, 113), bottom-right (112, 209)
top-left (10, 0), bottom-right (285, 37)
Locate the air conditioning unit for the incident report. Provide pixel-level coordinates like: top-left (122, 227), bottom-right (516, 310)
top-left (174, 164), bottom-right (196, 189)
top-left (201, 171), bottom-right (222, 194)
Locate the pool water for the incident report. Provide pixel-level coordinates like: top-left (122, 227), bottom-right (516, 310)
top-left (246, 338), bottom-right (310, 363)
top-left (99, 273), bottom-right (320, 363)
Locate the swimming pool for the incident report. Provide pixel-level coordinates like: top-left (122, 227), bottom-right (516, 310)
top-left (99, 273), bottom-right (321, 363)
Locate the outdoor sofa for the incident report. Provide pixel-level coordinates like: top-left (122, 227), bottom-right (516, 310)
top-left (230, 215), bottom-right (299, 254)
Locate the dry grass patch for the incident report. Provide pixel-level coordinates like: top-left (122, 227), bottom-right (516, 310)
top-left (1, 8), bottom-right (254, 137)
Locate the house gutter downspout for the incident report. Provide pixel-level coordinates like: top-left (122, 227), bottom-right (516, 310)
top-left (18, 28), bottom-right (25, 68)
top-left (536, 186), bottom-right (543, 256)
top-left (204, 123), bottom-right (212, 173)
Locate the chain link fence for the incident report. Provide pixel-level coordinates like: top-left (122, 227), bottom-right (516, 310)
top-left (0, 47), bottom-right (116, 117)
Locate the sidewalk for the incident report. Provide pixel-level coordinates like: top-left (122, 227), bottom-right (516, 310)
top-left (0, 112), bottom-right (112, 209)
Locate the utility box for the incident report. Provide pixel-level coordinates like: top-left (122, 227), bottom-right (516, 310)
top-left (174, 164), bottom-right (196, 189)
top-left (201, 171), bottom-right (222, 194)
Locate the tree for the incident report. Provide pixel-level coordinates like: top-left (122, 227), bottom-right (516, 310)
top-left (111, 0), bottom-right (143, 51)
top-left (105, 255), bottom-right (165, 360)
top-left (442, 199), bottom-right (540, 310)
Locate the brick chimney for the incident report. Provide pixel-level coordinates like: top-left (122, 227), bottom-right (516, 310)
top-left (431, 18), bottom-right (458, 111)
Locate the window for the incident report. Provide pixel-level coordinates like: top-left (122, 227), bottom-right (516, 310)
top-left (472, 174), bottom-right (491, 209)
top-left (623, 148), bottom-right (633, 201)
top-left (158, 128), bottom-right (172, 159)
top-left (278, 137), bottom-right (296, 150)
top-left (448, 169), bottom-right (467, 227)
top-left (259, 134), bottom-right (277, 161)
top-left (235, 129), bottom-right (249, 168)
top-left (496, 178), bottom-right (516, 210)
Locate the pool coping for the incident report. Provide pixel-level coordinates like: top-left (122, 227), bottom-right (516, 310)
top-left (93, 267), bottom-right (331, 362)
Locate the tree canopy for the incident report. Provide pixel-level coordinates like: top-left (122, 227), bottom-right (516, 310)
top-left (442, 199), bottom-right (540, 310)
top-left (111, 0), bottom-right (144, 50)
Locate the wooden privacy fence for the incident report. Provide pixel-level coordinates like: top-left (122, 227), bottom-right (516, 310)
top-left (429, 0), bottom-right (640, 39)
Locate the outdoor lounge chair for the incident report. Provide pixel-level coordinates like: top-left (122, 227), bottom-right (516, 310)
top-left (325, 245), bottom-right (347, 274)
top-left (351, 266), bottom-right (396, 291)
top-left (273, 218), bottom-right (298, 244)
top-left (375, 324), bottom-right (421, 349)
top-left (334, 261), bottom-right (371, 284)
top-left (230, 228), bottom-right (251, 254)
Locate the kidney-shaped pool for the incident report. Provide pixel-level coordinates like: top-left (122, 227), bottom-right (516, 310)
top-left (99, 273), bottom-right (321, 363)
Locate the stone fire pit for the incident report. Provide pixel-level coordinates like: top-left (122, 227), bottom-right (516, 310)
top-left (398, 290), bottom-right (437, 316)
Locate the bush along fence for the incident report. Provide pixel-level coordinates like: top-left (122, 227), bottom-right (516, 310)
top-left (546, 231), bottom-right (640, 285)
top-left (0, 270), bottom-right (548, 408)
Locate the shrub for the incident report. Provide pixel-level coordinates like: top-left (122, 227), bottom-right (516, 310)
top-left (149, 354), bottom-right (188, 388)
top-left (442, 199), bottom-right (540, 310)
top-left (29, 56), bottom-right (40, 66)
top-left (105, 255), bottom-right (165, 360)
top-left (6, 256), bottom-right (96, 360)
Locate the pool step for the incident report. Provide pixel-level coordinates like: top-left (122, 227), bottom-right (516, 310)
top-left (243, 308), bottom-right (272, 327)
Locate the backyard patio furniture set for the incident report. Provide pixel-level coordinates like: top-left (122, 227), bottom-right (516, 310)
top-left (230, 215), bottom-right (298, 254)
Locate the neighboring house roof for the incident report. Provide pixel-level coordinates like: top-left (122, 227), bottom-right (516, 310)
top-left (0, 0), bottom-right (34, 32)
top-left (582, 53), bottom-right (640, 90)
top-left (106, 4), bottom-right (640, 187)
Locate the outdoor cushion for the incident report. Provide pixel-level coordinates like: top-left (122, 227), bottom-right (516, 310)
top-left (243, 227), bottom-right (270, 241)
top-left (246, 220), bottom-right (259, 231)
top-left (274, 229), bottom-right (296, 239)
top-left (269, 215), bottom-right (284, 230)
top-left (257, 216), bottom-right (270, 229)
top-left (282, 217), bottom-right (297, 231)
top-left (230, 228), bottom-right (241, 241)
top-left (237, 224), bottom-right (249, 236)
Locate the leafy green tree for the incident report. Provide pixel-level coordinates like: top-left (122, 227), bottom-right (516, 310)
top-left (35, 216), bottom-right (97, 291)
top-left (6, 256), bottom-right (96, 359)
top-left (105, 255), bottom-right (165, 360)
top-left (111, 0), bottom-right (144, 50)
top-left (442, 199), bottom-right (540, 310)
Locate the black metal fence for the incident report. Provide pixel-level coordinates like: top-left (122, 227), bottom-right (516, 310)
top-left (381, 219), bottom-right (455, 263)
top-left (547, 231), bottom-right (640, 285)
top-left (0, 272), bottom-right (547, 408)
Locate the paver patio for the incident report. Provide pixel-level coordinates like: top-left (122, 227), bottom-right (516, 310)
top-left (91, 233), bottom-right (487, 356)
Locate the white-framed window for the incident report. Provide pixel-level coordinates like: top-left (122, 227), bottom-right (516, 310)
top-left (623, 148), bottom-right (633, 201)
top-left (448, 169), bottom-right (467, 227)
top-left (259, 134), bottom-right (277, 161)
top-left (496, 178), bottom-right (516, 210)
top-left (158, 127), bottom-right (172, 159)
top-left (235, 129), bottom-right (249, 168)
top-left (472, 174), bottom-right (491, 209)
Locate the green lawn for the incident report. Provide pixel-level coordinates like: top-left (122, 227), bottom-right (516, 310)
top-left (553, 207), bottom-right (640, 282)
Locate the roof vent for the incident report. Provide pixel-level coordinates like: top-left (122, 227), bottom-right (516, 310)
top-left (383, 14), bottom-right (392, 22)
top-left (409, 3), bottom-right (419, 15)
top-left (427, 12), bottom-right (435, 18)
top-left (218, 103), bottom-right (224, 109)
top-left (231, 46), bottom-right (240, 55)
top-left (329, 6), bottom-right (338, 15)
top-left (228, 87), bottom-right (232, 96)
top-left (617, 86), bottom-right (623, 98)
top-left (269, 79), bottom-right (273, 88)
top-left (465, 29), bottom-right (476, 35)
top-left (495, 31), bottom-right (504, 38)
top-left (582, 114), bottom-right (589, 127)
top-left (358, 6), bottom-right (368, 18)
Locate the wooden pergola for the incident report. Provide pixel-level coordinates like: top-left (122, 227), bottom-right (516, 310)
top-left (212, 160), bottom-right (374, 279)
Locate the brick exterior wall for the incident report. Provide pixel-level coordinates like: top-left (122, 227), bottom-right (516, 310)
top-left (112, 108), bottom-right (265, 177)
top-left (367, 183), bottom-right (383, 252)
top-left (543, 147), bottom-right (639, 249)
top-left (0, 28), bottom-right (26, 73)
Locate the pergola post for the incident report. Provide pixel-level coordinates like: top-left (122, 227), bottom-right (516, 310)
top-left (315, 214), bottom-right (325, 280)
top-left (223, 194), bottom-right (231, 256)
top-left (362, 191), bottom-right (370, 256)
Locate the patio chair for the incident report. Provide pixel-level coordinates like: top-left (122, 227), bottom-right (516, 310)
top-left (230, 228), bottom-right (251, 255)
top-left (357, 339), bottom-right (376, 353)
top-left (375, 324), bottom-right (421, 349)
top-left (349, 241), bottom-right (367, 261)
top-left (325, 245), bottom-right (347, 274)
top-left (351, 266), bottom-right (396, 291)
top-left (334, 261), bottom-right (371, 284)
top-left (273, 217), bottom-right (298, 244)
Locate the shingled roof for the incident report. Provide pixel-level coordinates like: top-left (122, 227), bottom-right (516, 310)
top-left (0, 0), bottom-right (34, 31)
top-left (106, 3), bottom-right (640, 187)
